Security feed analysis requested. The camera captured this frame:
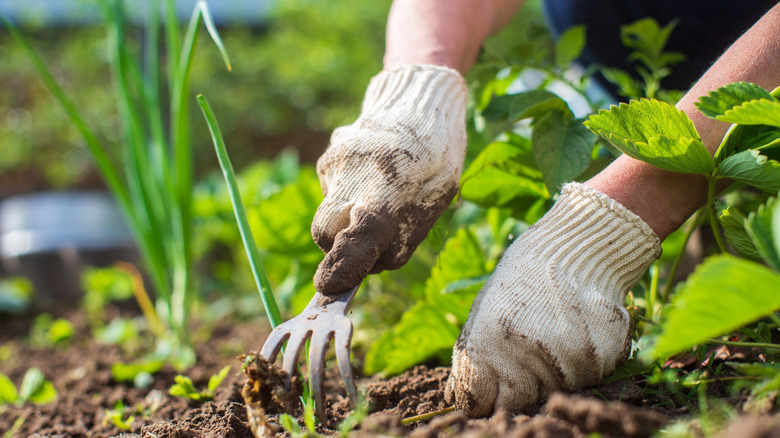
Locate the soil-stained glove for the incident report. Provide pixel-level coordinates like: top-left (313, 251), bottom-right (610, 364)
top-left (312, 65), bottom-right (467, 294)
top-left (445, 183), bottom-right (662, 416)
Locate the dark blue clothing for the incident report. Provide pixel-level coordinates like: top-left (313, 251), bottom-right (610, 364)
top-left (543, 0), bottom-right (776, 92)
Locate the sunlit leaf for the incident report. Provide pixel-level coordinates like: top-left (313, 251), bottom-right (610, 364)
top-left (584, 99), bottom-right (714, 174)
top-left (647, 255), bottom-right (780, 360)
top-left (364, 302), bottom-right (460, 376)
top-left (719, 99), bottom-right (780, 128)
top-left (207, 365), bottom-right (231, 394)
top-left (0, 373), bottom-right (18, 404)
top-left (696, 82), bottom-right (774, 119)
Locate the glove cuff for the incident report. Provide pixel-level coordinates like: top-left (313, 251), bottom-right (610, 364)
top-left (361, 64), bottom-right (468, 118)
top-left (526, 182), bottom-right (662, 302)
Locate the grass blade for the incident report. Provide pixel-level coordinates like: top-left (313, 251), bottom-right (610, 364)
top-left (196, 1), bottom-right (232, 72)
top-left (197, 94), bottom-right (283, 328)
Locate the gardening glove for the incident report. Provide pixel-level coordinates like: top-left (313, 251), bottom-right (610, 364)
top-left (445, 183), bottom-right (662, 417)
top-left (312, 64), bottom-right (467, 294)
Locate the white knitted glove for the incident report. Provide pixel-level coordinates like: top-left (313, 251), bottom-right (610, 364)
top-left (445, 183), bottom-right (662, 416)
top-left (312, 65), bottom-right (467, 294)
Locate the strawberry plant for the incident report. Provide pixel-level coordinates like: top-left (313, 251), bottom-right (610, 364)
top-left (584, 83), bottom-right (780, 361)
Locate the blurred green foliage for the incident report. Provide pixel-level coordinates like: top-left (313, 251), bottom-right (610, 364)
top-left (0, 0), bottom-right (390, 192)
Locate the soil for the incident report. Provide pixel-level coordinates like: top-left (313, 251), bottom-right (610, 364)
top-left (1, 308), bottom-right (777, 438)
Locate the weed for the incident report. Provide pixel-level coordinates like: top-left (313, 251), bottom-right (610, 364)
top-left (0, 368), bottom-right (57, 406)
top-left (28, 313), bottom-right (74, 348)
top-left (168, 365), bottom-right (230, 402)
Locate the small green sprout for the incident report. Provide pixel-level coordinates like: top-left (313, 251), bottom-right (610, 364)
top-left (0, 368), bottom-right (58, 406)
top-left (29, 313), bottom-right (74, 347)
top-left (103, 401), bottom-right (134, 431)
top-left (169, 365), bottom-right (231, 401)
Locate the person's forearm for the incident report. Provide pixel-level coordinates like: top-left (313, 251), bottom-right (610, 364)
top-left (587, 3), bottom-right (780, 240)
top-left (384, 0), bottom-right (527, 73)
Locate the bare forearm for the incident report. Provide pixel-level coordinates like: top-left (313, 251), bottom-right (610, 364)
top-left (384, 0), bottom-right (526, 73)
top-left (588, 3), bottom-right (780, 240)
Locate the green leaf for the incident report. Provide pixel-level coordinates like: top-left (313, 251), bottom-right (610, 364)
top-left (720, 207), bottom-right (762, 260)
top-left (169, 375), bottom-right (200, 400)
top-left (424, 228), bottom-right (488, 323)
top-left (744, 197), bottom-right (780, 271)
top-left (584, 99), bottom-right (714, 174)
top-left (600, 67), bottom-right (643, 100)
top-left (363, 302), bottom-right (461, 376)
top-left (482, 90), bottom-right (571, 122)
top-left (696, 82), bottom-right (775, 119)
top-left (0, 373), bottom-right (18, 404)
top-left (532, 111), bottom-right (595, 192)
top-left (555, 25), bottom-right (586, 67)
top-left (26, 380), bottom-right (57, 405)
top-left (459, 136), bottom-right (549, 216)
top-left (647, 255), bottom-right (780, 360)
top-left (207, 365), bottom-right (231, 394)
top-left (718, 99), bottom-right (780, 128)
top-left (18, 368), bottom-right (44, 402)
top-left (248, 168), bottom-right (323, 257)
top-left (774, 192), bottom-right (780, 263)
top-left (717, 123), bottom-right (780, 162)
top-left (718, 150), bottom-right (780, 193)
top-left (111, 359), bottom-right (163, 383)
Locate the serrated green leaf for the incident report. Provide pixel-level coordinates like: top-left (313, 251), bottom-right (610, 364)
top-left (584, 99), bottom-right (714, 174)
top-left (696, 82), bottom-right (775, 119)
top-left (719, 99), bottom-right (780, 127)
top-left (720, 207), bottom-right (762, 260)
top-left (744, 197), bottom-right (780, 271)
top-left (27, 380), bottom-right (57, 405)
top-left (18, 368), bottom-right (45, 402)
top-left (717, 123), bottom-right (780, 162)
top-left (647, 255), bottom-right (780, 360)
top-left (363, 302), bottom-right (460, 376)
top-left (718, 150), bottom-right (780, 193)
top-left (555, 25), bottom-right (586, 67)
top-left (0, 373), bottom-right (18, 404)
top-left (207, 365), bottom-right (231, 394)
top-left (532, 111), bottom-right (595, 192)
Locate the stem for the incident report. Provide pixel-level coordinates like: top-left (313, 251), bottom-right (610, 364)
top-left (114, 261), bottom-right (165, 336)
top-left (706, 175), bottom-right (729, 254)
top-left (770, 313), bottom-right (780, 328)
top-left (647, 261), bottom-right (660, 321)
top-left (401, 407), bottom-right (456, 425)
top-left (660, 208), bottom-right (703, 306)
top-left (707, 338), bottom-right (780, 350)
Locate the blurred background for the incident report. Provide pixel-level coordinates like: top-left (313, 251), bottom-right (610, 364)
top-left (0, 0), bottom-right (389, 196)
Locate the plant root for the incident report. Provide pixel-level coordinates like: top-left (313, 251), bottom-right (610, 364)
top-left (239, 350), bottom-right (300, 438)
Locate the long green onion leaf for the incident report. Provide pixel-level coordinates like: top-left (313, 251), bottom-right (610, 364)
top-left (197, 94), bottom-right (283, 328)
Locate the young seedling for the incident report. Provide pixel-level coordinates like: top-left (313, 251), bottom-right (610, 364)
top-left (29, 313), bottom-right (74, 347)
top-left (103, 401), bottom-right (135, 431)
top-left (169, 365), bottom-right (231, 402)
top-left (0, 368), bottom-right (57, 406)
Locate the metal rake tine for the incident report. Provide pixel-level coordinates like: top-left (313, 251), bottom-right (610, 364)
top-left (259, 326), bottom-right (290, 362)
top-left (308, 330), bottom-right (333, 424)
top-left (334, 323), bottom-right (358, 407)
top-left (281, 330), bottom-right (310, 386)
